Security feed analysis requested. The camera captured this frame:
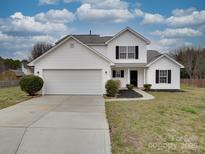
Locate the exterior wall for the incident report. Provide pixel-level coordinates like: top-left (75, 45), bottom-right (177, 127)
top-left (112, 68), bottom-right (144, 88)
top-left (146, 57), bottom-right (181, 89)
top-left (89, 45), bottom-right (107, 57)
top-left (33, 38), bottom-right (111, 93)
top-left (107, 31), bottom-right (147, 63)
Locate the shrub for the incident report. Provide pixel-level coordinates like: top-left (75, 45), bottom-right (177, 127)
top-left (144, 84), bottom-right (152, 91)
top-left (105, 80), bottom-right (119, 97)
top-left (126, 84), bottom-right (134, 90)
top-left (19, 75), bottom-right (44, 96)
top-left (115, 80), bottom-right (121, 89)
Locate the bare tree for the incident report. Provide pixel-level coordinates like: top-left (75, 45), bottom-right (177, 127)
top-left (170, 47), bottom-right (205, 79)
top-left (30, 43), bottom-right (53, 61)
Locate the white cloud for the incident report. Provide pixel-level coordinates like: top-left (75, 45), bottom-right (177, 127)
top-left (167, 8), bottom-right (205, 27)
top-left (5, 10), bottom-right (74, 35)
top-left (148, 38), bottom-right (187, 52)
top-left (0, 31), bottom-right (14, 41)
top-left (83, 0), bottom-right (128, 9)
top-left (35, 9), bottom-right (75, 23)
top-left (143, 13), bottom-right (164, 24)
top-left (0, 9), bottom-right (75, 59)
top-left (171, 7), bottom-right (196, 17)
top-left (0, 34), bottom-right (56, 59)
top-left (39, 0), bottom-right (59, 5)
top-left (152, 28), bottom-right (202, 38)
top-left (76, 3), bottom-right (134, 23)
top-left (135, 9), bottom-right (144, 17)
top-left (134, 9), bottom-right (165, 24)
top-left (158, 38), bottom-right (181, 46)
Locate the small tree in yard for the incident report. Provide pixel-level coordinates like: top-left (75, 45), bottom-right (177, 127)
top-left (20, 75), bottom-right (44, 96)
top-left (105, 80), bottom-right (119, 97)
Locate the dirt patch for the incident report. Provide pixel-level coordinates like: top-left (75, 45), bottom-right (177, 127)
top-left (124, 132), bottom-right (142, 149)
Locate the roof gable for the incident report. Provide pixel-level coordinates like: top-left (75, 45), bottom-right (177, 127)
top-left (29, 36), bottom-right (113, 66)
top-left (105, 27), bottom-right (150, 45)
top-left (146, 54), bottom-right (184, 68)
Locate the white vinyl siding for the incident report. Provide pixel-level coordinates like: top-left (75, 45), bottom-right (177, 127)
top-left (146, 56), bottom-right (181, 89)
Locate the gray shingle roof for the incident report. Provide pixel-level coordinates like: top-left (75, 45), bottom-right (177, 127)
top-left (56, 35), bottom-right (113, 45)
top-left (147, 50), bottom-right (162, 64)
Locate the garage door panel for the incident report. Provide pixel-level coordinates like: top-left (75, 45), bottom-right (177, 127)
top-left (43, 70), bottom-right (102, 95)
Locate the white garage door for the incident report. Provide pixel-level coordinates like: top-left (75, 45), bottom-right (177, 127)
top-left (43, 69), bottom-right (102, 95)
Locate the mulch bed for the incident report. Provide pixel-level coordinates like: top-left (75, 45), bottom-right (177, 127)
top-left (117, 90), bottom-right (143, 98)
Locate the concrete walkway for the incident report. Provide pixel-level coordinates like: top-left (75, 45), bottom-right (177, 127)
top-left (0, 96), bottom-right (111, 154)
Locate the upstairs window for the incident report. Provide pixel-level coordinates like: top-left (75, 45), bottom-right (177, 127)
top-left (119, 46), bottom-right (126, 59)
top-left (116, 46), bottom-right (138, 59)
top-left (128, 46), bottom-right (135, 59)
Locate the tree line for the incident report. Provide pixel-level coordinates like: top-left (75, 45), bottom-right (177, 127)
top-left (0, 57), bottom-right (22, 73)
top-left (170, 47), bottom-right (205, 79)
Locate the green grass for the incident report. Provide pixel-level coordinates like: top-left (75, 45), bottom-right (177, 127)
top-left (106, 86), bottom-right (205, 154)
top-left (0, 87), bottom-right (31, 109)
top-left (182, 106), bottom-right (198, 114)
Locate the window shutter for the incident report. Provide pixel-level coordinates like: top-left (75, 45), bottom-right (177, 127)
top-left (116, 46), bottom-right (119, 59)
top-left (135, 46), bottom-right (139, 59)
top-left (112, 70), bottom-right (116, 78)
top-left (156, 70), bottom-right (159, 83)
top-left (121, 70), bottom-right (124, 78)
top-left (168, 70), bottom-right (171, 83)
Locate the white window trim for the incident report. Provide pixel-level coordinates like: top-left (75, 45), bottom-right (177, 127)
top-left (119, 46), bottom-right (136, 59)
top-left (128, 46), bottom-right (135, 59)
top-left (119, 46), bottom-right (126, 59)
top-left (159, 70), bottom-right (168, 84)
top-left (113, 70), bottom-right (124, 78)
top-left (115, 71), bottom-right (121, 78)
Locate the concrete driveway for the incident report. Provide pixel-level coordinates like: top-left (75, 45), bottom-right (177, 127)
top-left (0, 95), bottom-right (111, 154)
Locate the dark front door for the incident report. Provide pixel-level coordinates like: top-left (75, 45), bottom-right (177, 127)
top-left (130, 71), bottom-right (138, 87)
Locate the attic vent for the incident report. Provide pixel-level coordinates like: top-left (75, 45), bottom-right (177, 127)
top-left (70, 43), bottom-right (74, 48)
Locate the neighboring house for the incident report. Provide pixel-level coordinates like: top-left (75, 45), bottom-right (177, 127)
top-left (21, 62), bottom-right (33, 75)
top-left (10, 69), bottom-right (24, 78)
top-left (29, 27), bottom-right (184, 95)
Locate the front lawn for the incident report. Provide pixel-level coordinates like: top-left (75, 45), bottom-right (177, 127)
top-left (106, 86), bottom-right (205, 154)
top-left (0, 87), bottom-right (31, 110)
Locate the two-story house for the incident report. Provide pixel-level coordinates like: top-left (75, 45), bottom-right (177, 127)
top-left (29, 27), bottom-right (184, 95)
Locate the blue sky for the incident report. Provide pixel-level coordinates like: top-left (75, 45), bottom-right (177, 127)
top-left (0, 0), bottom-right (205, 59)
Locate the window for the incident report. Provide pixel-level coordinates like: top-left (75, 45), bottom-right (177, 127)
top-left (117, 46), bottom-right (138, 59)
top-left (159, 70), bottom-right (168, 83)
top-left (112, 70), bottom-right (124, 78)
top-left (119, 46), bottom-right (126, 59)
top-left (128, 46), bottom-right (135, 59)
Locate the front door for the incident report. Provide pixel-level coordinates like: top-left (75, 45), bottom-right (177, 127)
top-left (130, 71), bottom-right (138, 87)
